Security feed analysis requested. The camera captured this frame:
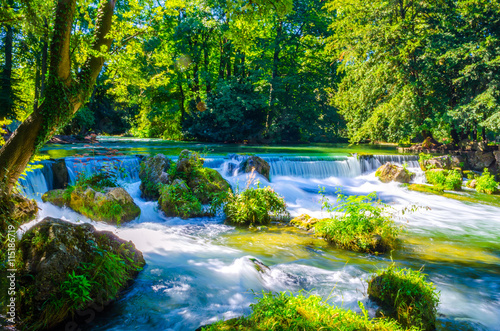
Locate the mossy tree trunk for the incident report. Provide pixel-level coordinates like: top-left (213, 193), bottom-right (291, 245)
top-left (0, 0), bottom-right (117, 193)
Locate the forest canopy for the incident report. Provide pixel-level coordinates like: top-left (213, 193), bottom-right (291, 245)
top-left (1, 0), bottom-right (499, 144)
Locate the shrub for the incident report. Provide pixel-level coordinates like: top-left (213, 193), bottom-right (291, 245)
top-left (202, 291), bottom-right (413, 331)
top-left (475, 168), bottom-right (499, 194)
top-left (314, 192), bottom-right (401, 254)
top-left (224, 186), bottom-right (288, 225)
top-left (418, 153), bottom-right (433, 170)
top-left (425, 169), bottom-right (462, 190)
top-left (368, 264), bottom-right (439, 331)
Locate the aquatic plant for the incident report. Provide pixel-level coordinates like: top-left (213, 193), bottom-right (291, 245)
top-left (475, 168), bottom-right (498, 194)
top-left (425, 169), bottom-right (462, 190)
top-left (202, 291), bottom-right (415, 330)
top-left (368, 264), bottom-right (439, 331)
top-left (224, 186), bottom-right (288, 225)
top-left (314, 192), bottom-right (401, 254)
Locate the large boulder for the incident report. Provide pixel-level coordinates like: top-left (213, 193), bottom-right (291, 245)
top-left (240, 156), bottom-right (270, 180)
top-left (468, 151), bottom-right (495, 171)
top-left (421, 155), bottom-right (452, 170)
top-left (375, 163), bottom-right (415, 183)
top-left (158, 179), bottom-right (206, 219)
top-left (52, 159), bottom-right (69, 189)
top-left (17, 218), bottom-right (145, 330)
top-left (139, 154), bottom-right (172, 200)
top-left (42, 187), bottom-right (140, 224)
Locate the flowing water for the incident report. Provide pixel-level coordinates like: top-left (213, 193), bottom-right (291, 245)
top-left (19, 140), bottom-right (500, 331)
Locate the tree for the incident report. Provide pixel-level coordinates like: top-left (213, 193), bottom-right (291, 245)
top-left (0, 0), bottom-right (117, 192)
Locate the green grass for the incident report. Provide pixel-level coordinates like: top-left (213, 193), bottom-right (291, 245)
top-left (224, 186), bottom-right (289, 225)
top-left (407, 184), bottom-right (500, 208)
top-left (202, 291), bottom-right (417, 331)
top-left (368, 264), bottom-right (439, 331)
top-left (313, 192), bottom-right (401, 254)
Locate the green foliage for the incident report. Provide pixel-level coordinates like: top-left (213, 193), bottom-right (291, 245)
top-left (224, 186), bottom-right (288, 225)
top-left (60, 271), bottom-right (92, 310)
top-left (425, 169), bottom-right (462, 191)
top-left (368, 264), bottom-right (439, 331)
top-left (74, 172), bottom-right (117, 192)
top-left (203, 291), bottom-right (414, 330)
top-left (314, 192), bottom-right (400, 253)
top-left (158, 181), bottom-right (204, 219)
top-left (418, 154), bottom-right (433, 170)
top-left (475, 168), bottom-right (499, 195)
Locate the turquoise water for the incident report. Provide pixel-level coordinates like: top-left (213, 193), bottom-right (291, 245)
top-left (20, 139), bottom-right (500, 331)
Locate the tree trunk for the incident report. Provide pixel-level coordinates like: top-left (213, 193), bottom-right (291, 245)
top-left (0, 0), bottom-right (117, 192)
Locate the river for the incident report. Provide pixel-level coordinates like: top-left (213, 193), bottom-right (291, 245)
top-left (19, 138), bottom-right (500, 330)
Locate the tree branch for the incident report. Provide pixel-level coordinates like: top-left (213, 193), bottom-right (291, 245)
top-left (49, 0), bottom-right (76, 85)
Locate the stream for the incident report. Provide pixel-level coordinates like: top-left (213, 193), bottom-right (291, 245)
top-left (19, 139), bottom-right (500, 331)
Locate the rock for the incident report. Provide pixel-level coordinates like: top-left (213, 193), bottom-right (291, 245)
top-left (494, 151), bottom-right (500, 165)
top-left (249, 258), bottom-right (271, 273)
top-left (42, 186), bottom-right (140, 224)
top-left (139, 154), bottom-right (172, 200)
top-left (176, 150), bottom-right (204, 177)
top-left (6, 193), bottom-right (38, 224)
top-left (290, 214), bottom-right (322, 230)
top-left (375, 163), bottom-right (415, 183)
top-left (158, 179), bottom-right (205, 219)
top-left (187, 167), bottom-right (231, 204)
top-left (52, 159), bottom-right (69, 189)
top-left (468, 151), bottom-right (495, 171)
top-left (17, 218), bottom-right (145, 329)
top-left (240, 155), bottom-right (270, 180)
top-left (422, 156), bottom-right (452, 170)
top-left (450, 155), bottom-right (466, 169)
top-left (466, 179), bottom-right (477, 189)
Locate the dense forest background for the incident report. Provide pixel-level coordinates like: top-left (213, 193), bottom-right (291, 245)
top-left (1, 0), bottom-right (499, 144)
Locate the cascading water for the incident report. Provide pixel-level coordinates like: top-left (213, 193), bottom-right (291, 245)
top-left (18, 149), bottom-right (500, 331)
top-left (18, 160), bottom-right (53, 199)
top-left (65, 155), bottom-right (142, 184)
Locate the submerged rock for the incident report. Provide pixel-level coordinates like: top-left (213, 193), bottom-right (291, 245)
top-left (375, 162), bottom-right (415, 183)
top-left (17, 218), bottom-right (145, 330)
top-left (139, 153), bottom-right (173, 200)
top-left (42, 186), bottom-right (140, 224)
top-left (240, 155), bottom-right (270, 180)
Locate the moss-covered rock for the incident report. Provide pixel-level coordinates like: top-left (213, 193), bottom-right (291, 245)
top-left (42, 187), bottom-right (140, 224)
top-left (10, 193), bottom-right (38, 224)
top-left (158, 179), bottom-right (206, 219)
top-left (17, 218), bottom-right (145, 330)
top-left (375, 162), bottom-right (415, 183)
top-left (240, 156), bottom-right (270, 180)
top-left (139, 154), bottom-right (172, 200)
top-left (188, 167), bottom-right (231, 204)
top-left (176, 149), bottom-right (204, 178)
top-left (368, 264), bottom-right (439, 331)
top-left (420, 155), bottom-right (452, 171)
top-left (290, 214), bottom-right (323, 230)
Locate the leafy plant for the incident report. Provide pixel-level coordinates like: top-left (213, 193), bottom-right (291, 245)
top-left (314, 191), bottom-right (401, 253)
top-left (475, 168), bottom-right (499, 194)
top-left (224, 186), bottom-right (288, 225)
top-left (425, 169), bottom-right (462, 191)
top-left (368, 264), bottom-right (439, 331)
top-left (60, 271), bottom-right (93, 310)
top-left (203, 291), bottom-right (414, 330)
top-left (158, 180), bottom-right (204, 219)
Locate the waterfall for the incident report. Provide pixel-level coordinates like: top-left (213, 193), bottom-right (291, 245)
top-left (65, 155), bottom-right (142, 184)
top-left (358, 154), bottom-right (420, 173)
top-left (19, 160), bottom-right (53, 199)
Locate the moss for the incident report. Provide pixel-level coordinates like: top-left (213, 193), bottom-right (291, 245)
top-left (202, 292), bottom-right (413, 331)
top-left (289, 214), bottom-right (323, 230)
top-left (188, 167), bottom-right (231, 204)
top-left (16, 218), bottom-right (145, 330)
top-left (158, 180), bottom-right (205, 219)
top-left (368, 264), bottom-right (439, 331)
top-left (407, 184), bottom-right (500, 208)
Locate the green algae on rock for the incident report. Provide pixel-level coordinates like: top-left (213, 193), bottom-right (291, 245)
top-left (17, 218), bottom-right (145, 330)
top-left (375, 162), bottom-right (415, 184)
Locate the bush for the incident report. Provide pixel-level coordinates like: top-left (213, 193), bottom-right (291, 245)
top-left (202, 291), bottom-right (413, 331)
top-left (368, 264), bottom-right (439, 331)
top-left (425, 169), bottom-right (462, 190)
top-left (224, 186), bottom-right (288, 225)
top-left (475, 168), bottom-right (499, 194)
top-left (314, 192), bottom-right (401, 254)
top-left (158, 180), bottom-right (204, 219)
